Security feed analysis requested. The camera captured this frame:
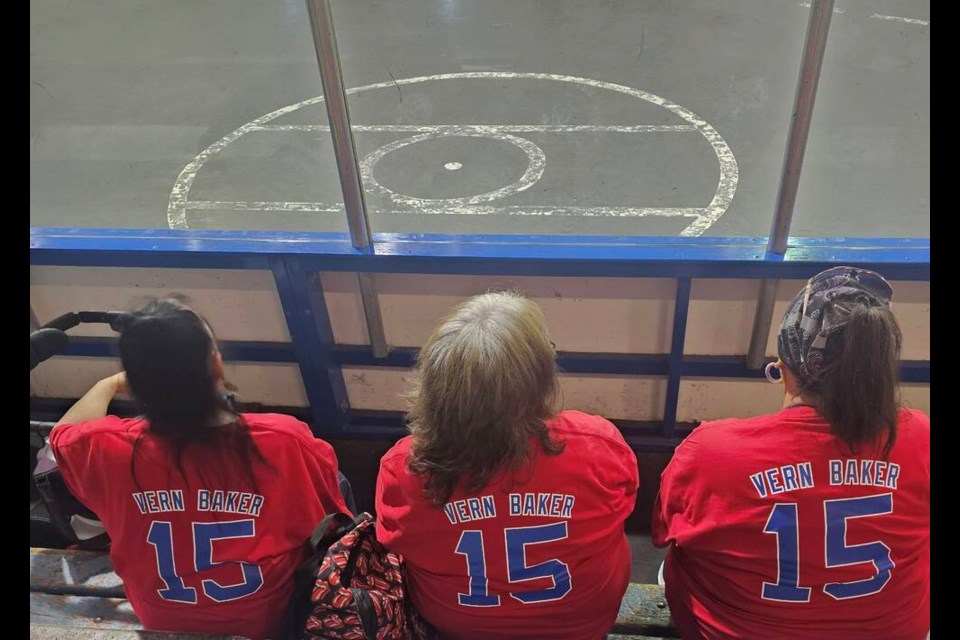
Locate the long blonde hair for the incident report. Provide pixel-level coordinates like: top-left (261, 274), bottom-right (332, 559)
top-left (406, 291), bottom-right (564, 506)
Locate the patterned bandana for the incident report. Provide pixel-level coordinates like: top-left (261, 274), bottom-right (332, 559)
top-left (777, 266), bottom-right (893, 384)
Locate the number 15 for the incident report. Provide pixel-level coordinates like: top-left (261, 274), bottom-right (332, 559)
top-left (763, 494), bottom-right (895, 602)
top-left (455, 522), bottom-right (572, 607)
top-left (147, 519), bottom-right (264, 604)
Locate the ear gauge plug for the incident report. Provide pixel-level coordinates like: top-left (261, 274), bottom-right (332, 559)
top-left (764, 362), bottom-right (783, 384)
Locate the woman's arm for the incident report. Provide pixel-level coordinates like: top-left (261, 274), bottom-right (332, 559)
top-left (54, 372), bottom-right (127, 428)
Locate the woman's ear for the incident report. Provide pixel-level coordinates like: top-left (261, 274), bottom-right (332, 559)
top-left (780, 362), bottom-right (802, 395)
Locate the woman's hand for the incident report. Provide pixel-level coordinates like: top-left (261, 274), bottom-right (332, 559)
top-left (103, 371), bottom-right (128, 397)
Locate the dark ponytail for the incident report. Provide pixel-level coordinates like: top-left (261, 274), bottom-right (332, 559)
top-left (805, 304), bottom-right (902, 458)
top-left (119, 299), bottom-right (270, 489)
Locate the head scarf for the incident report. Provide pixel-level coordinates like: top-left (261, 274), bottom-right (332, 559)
top-left (777, 266), bottom-right (893, 383)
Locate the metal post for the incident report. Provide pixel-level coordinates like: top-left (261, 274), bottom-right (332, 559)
top-left (357, 272), bottom-right (389, 358)
top-left (305, 0), bottom-right (370, 249)
top-left (767, 0), bottom-right (835, 254)
top-left (746, 0), bottom-right (834, 368)
top-left (745, 279), bottom-right (780, 369)
top-left (305, 0), bottom-right (389, 358)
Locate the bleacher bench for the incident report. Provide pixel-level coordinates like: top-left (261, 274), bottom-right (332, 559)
top-left (30, 547), bottom-right (678, 639)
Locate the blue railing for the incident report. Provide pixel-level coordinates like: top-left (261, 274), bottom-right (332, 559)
top-left (30, 228), bottom-right (929, 450)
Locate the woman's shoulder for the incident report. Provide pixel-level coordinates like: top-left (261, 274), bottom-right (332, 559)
top-left (380, 435), bottom-right (414, 469)
top-left (548, 410), bottom-right (636, 461)
top-left (550, 410), bottom-right (622, 439)
top-left (50, 415), bottom-right (144, 449)
top-left (239, 413), bottom-right (327, 448)
top-left (241, 412), bottom-right (310, 433)
top-left (678, 411), bottom-right (791, 454)
top-left (895, 407), bottom-right (930, 445)
top-left (898, 407), bottom-right (929, 428)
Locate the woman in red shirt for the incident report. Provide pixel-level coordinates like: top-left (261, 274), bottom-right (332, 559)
top-left (653, 267), bottom-right (929, 639)
top-left (49, 299), bottom-right (349, 639)
top-left (375, 291), bottom-right (639, 640)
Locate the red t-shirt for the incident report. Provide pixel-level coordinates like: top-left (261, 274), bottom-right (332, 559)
top-left (375, 410), bottom-right (639, 640)
top-left (652, 406), bottom-right (930, 640)
top-left (50, 413), bottom-right (348, 640)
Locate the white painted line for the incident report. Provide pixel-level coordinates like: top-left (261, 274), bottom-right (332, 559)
top-left (169, 72), bottom-right (738, 236)
top-left (359, 129), bottom-right (547, 209)
top-left (185, 201), bottom-right (342, 212)
top-left (184, 200), bottom-right (702, 218)
top-left (870, 13), bottom-right (928, 26)
top-left (444, 162), bottom-right (463, 171)
top-left (251, 124), bottom-right (699, 134)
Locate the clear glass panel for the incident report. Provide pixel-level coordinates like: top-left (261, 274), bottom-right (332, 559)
top-left (792, 1), bottom-right (929, 237)
top-left (31, 0), bottom-right (347, 232)
top-left (333, 0), bottom-right (808, 237)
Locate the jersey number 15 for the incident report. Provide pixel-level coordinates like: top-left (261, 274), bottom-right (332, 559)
top-left (762, 493), bottom-right (895, 602)
top-left (456, 521), bottom-right (572, 606)
top-left (147, 520), bottom-right (264, 604)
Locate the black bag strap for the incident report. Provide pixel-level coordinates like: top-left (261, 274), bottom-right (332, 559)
top-left (309, 512), bottom-right (358, 552)
top-left (284, 512), bottom-right (359, 640)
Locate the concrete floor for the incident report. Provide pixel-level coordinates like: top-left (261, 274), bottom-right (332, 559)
top-left (30, 0), bottom-right (928, 238)
top-left (628, 534), bottom-right (667, 584)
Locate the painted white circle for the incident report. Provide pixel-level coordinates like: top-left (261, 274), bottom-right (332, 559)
top-left (168, 72), bottom-right (738, 237)
top-left (444, 162), bottom-right (463, 171)
top-left (359, 130), bottom-right (546, 207)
